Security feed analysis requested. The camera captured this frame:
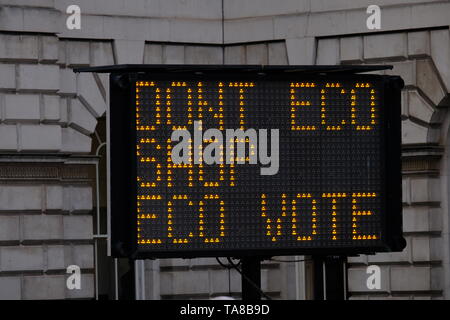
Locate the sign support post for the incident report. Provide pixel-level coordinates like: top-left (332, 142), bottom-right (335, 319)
top-left (313, 255), bottom-right (347, 300)
top-left (241, 257), bottom-right (262, 300)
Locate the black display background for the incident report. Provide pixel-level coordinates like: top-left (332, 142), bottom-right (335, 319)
top-left (135, 79), bottom-right (383, 252)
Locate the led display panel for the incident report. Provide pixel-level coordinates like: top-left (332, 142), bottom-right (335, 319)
top-left (109, 67), bottom-right (405, 258)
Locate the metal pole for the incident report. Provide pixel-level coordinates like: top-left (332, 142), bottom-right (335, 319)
top-left (94, 142), bottom-right (106, 300)
top-left (313, 255), bottom-right (347, 300)
top-left (134, 260), bottom-right (146, 300)
top-left (323, 256), bottom-right (347, 300)
top-left (114, 258), bottom-right (119, 300)
top-left (312, 256), bottom-right (325, 300)
top-left (241, 257), bottom-right (261, 301)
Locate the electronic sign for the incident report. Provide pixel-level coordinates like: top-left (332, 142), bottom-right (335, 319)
top-left (109, 65), bottom-right (405, 258)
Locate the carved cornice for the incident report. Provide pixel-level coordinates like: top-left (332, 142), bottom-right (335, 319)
top-left (0, 154), bottom-right (99, 181)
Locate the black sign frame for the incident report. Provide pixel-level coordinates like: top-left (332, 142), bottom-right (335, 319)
top-left (109, 66), bottom-right (405, 259)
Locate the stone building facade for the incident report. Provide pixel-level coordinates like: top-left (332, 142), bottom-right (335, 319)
top-left (0, 0), bottom-right (449, 299)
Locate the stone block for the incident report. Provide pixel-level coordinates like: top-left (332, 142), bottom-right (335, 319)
top-left (66, 41), bottom-right (90, 67)
top-left (22, 215), bottom-right (63, 241)
top-left (0, 64), bottom-right (15, 89)
top-left (285, 37), bottom-right (315, 65)
top-left (390, 266), bottom-right (431, 292)
top-left (0, 185), bottom-right (42, 211)
top-left (430, 266), bottom-right (443, 292)
top-left (408, 31), bottom-right (430, 57)
top-left (72, 245), bottom-right (94, 269)
top-left (59, 98), bottom-right (69, 124)
top-left (229, 268), bottom-right (241, 293)
top-left (412, 237), bottom-right (432, 262)
top-left (185, 46), bottom-right (223, 64)
top-left (42, 95), bottom-right (60, 122)
top-left (63, 186), bottom-right (93, 213)
top-left (147, 0), bottom-right (222, 19)
top-left (22, 7), bottom-right (59, 33)
top-left (268, 42), bottom-right (288, 65)
top-left (61, 127), bottom-right (92, 153)
top-left (90, 41), bottom-right (114, 66)
top-left (46, 245), bottom-right (66, 270)
top-left (402, 206), bottom-right (434, 233)
top-left (410, 2), bottom-right (450, 31)
top-left (20, 124), bottom-right (62, 151)
top-left (144, 44), bottom-right (163, 64)
top-left (428, 208), bottom-right (442, 232)
top-left (224, 46), bottom-right (246, 65)
top-left (22, 275), bottom-right (65, 299)
top-left (0, 34), bottom-right (38, 62)
top-left (430, 29), bottom-right (450, 91)
top-left (386, 61), bottom-right (416, 87)
top-left (273, 15), bottom-right (308, 39)
top-left (40, 36), bottom-right (59, 63)
top-left (0, 216), bottom-right (20, 241)
top-left (407, 90), bottom-right (434, 123)
top-left (170, 19), bottom-right (222, 44)
top-left (401, 119), bottom-right (428, 144)
top-left (429, 237), bottom-right (442, 262)
top-left (209, 269), bottom-right (230, 294)
top-left (189, 258), bottom-right (217, 268)
top-left (0, 246), bottom-right (44, 272)
top-left (46, 185), bottom-right (63, 211)
top-left (416, 59), bottom-right (446, 106)
top-left (63, 215), bottom-right (93, 240)
top-left (340, 36), bottom-right (363, 62)
top-left (402, 177), bottom-right (411, 204)
top-left (159, 258), bottom-right (190, 268)
top-left (160, 270), bottom-right (210, 296)
top-left (364, 33), bottom-right (407, 60)
top-left (113, 40), bottom-right (145, 64)
top-left (348, 254), bottom-right (368, 264)
top-left (0, 277), bottom-right (21, 300)
top-left (245, 44), bottom-right (268, 65)
top-left (163, 45), bottom-right (185, 64)
top-left (58, 41), bottom-right (66, 66)
top-left (17, 64), bottom-right (59, 92)
top-left (316, 38), bottom-right (339, 65)
top-left (401, 89), bottom-right (409, 118)
top-left (77, 73), bottom-right (106, 117)
top-left (410, 177), bottom-right (440, 203)
top-left (0, 125), bottom-right (17, 150)
top-left (224, 18), bottom-right (273, 43)
top-left (306, 11), bottom-right (348, 38)
top-left (4, 94), bottom-right (40, 122)
top-left (264, 268), bottom-right (282, 293)
top-left (60, 68), bottom-right (77, 95)
top-left (146, 18), bottom-right (171, 42)
top-left (69, 99), bottom-right (97, 135)
top-left (0, 6), bottom-right (24, 31)
top-left (95, 71), bottom-right (108, 94)
top-left (224, 0), bottom-right (308, 19)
